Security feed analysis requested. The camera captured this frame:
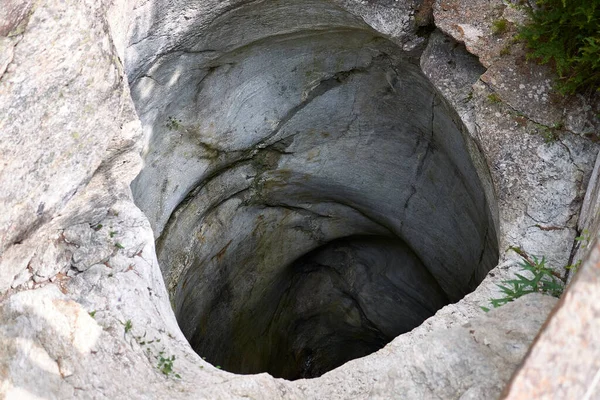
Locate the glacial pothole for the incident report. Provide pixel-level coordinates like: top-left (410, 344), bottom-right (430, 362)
top-left (127, 0), bottom-right (499, 381)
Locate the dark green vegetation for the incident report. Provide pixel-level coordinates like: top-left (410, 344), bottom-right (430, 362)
top-left (482, 248), bottom-right (564, 312)
top-left (157, 353), bottom-right (181, 378)
top-left (518, 0), bottom-right (600, 95)
top-left (492, 18), bottom-right (510, 35)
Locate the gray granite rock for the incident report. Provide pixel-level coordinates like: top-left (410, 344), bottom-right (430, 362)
top-left (0, 0), bottom-right (599, 399)
top-left (0, 0), bottom-right (142, 292)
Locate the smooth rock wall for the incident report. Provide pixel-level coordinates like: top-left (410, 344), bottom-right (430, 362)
top-left (128, 0), bottom-right (498, 378)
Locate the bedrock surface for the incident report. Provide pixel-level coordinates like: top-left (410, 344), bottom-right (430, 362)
top-left (3, 0), bottom-right (600, 398)
top-left (128, 0), bottom-right (498, 380)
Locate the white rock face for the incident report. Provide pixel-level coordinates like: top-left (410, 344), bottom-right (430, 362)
top-left (0, 0), bottom-right (142, 291)
top-left (0, 0), bottom-right (598, 399)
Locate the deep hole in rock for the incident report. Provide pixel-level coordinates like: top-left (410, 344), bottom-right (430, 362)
top-left (127, 0), bottom-right (499, 381)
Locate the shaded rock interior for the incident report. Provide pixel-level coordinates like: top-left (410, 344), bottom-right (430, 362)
top-left (127, 0), bottom-right (499, 381)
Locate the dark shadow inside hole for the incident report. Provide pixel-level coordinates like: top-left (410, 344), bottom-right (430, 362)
top-left (192, 235), bottom-right (450, 380)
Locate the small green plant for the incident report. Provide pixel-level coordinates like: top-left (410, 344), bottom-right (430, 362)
top-left (482, 248), bottom-right (564, 311)
top-left (89, 310), bottom-right (97, 318)
top-left (166, 116), bottom-right (182, 131)
top-left (131, 332), bottom-right (180, 378)
top-left (134, 332), bottom-right (162, 346)
top-left (530, 121), bottom-right (562, 143)
top-left (492, 18), bottom-right (509, 35)
top-left (124, 319), bottom-right (133, 334)
top-left (92, 224), bottom-right (103, 231)
top-left (537, 125), bottom-right (559, 143)
top-left (487, 93), bottom-right (502, 104)
top-left (566, 259), bottom-right (582, 275)
top-left (115, 242), bottom-right (125, 249)
top-left (109, 230), bottom-right (117, 238)
top-left (157, 352), bottom-right (181, 378)
top-left (575, 229), bottom-right (590, 249)
top-left (517, 0), bottom-right (600, 95)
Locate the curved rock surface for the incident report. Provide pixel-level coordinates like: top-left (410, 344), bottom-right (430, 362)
top-left (0, 0), bottom-right (599, 399)
top-left (127, 0), bottom-right (498, 379)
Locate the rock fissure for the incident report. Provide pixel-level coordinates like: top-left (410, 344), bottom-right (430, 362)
top-left (556, 137), bottom-right (587, 177)
top-left (478, 78), bottom-right (576, 136)
top-left (254, 64), bottom-right (373, 151)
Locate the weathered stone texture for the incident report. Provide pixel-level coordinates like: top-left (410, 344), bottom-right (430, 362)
top-left (0, 0), bottom-right (599, 399)
top-left (432, 0), bottom-right (598, 273)
top-left (0, 0), bottom-right (142, 291)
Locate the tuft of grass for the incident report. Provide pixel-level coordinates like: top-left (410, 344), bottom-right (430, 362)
top-left (487, 93), bottom-right (502, 103)
top-left (517, 0), bottom-right (600, 95)
top-left (500, 44), bottom-right (512, 56)
top-left (481, 248), bottom-right (564, 311)
top-left (124, 319), bottom-right (133, 334)
top-left (538, 125), bottom-right (558, 143)
top-left (575, 229), bottom-right (590, 249)
top-left (566, 259), bottom-right (582, 275)
top-left (492, 18), bottom-right (510, 35)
